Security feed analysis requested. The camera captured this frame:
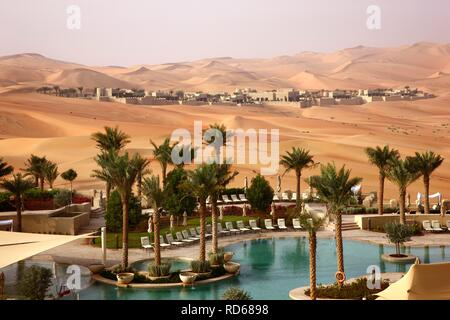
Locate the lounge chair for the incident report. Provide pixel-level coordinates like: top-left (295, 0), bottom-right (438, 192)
top-left (236, 220), bottom-right (251, 232)
top-left (273, 194), bottom-right (280, 201)
top-left (431, 220), bottom-right (444, 232)
top-left (166, 233), bottom-right (185, 246)
top-left (277, 218), bottom-right (288, 230)
top-left (230, 195), bottom-right (241, 203)
top-left (189, 228), bottom-right (201, 240)
top-left (292, 193), bottom-right (297, 202)
top-left (264, 219), bottom-right (276, 230)
top-left (195, 226), bottom-right (212, 238)
top-left (292, 218), bottom-right (302, 230)
top-left (182, 230), bottom-right (199, 241)
top-left (422, 221), bottom-right (434, 232)
top-left (282, 193), bottom-right (290, 201)
top-left (159, 236), bottom-right (172, 249)
top-left (239, 194), bottom-right (248, 202)
top-left (225, 221), bottom-right (241, 234)
top-left (222, 195), bottom-right (233, 204)
top-left (206, 224), bottom-right (212, 235)
top-left (176, 231), bottom-right (194, 244)
top-left (217, 223), bottom-right (230, 236)
top-left (140, 236), bottom-right (153, 250)
top-left (249, 219), bottom-right (261, 231)
top-left (447, 221), bottom-right (450, 231)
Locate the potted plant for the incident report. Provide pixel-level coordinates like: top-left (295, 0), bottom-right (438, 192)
top-left (382, 222), bottom-right (416, 262)
top-left (190, 260), bottom-right (211, 276)
top-left (208, 249), bottom-right (225, 267)
top-left (147, 262), bottom-right (172, 281)
top-left (223, 252), bottom-right (234, 263)
top-left (223, 262), bottom-right (240, 274)
top-left (179, 272), bottom-right (197, 285)
top-left (116, 272), bottom-right (135, 285)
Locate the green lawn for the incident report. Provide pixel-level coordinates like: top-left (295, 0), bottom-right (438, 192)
top-left (93, 215), bottom-right (254, 249)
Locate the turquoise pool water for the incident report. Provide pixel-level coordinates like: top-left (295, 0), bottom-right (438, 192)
top-left (77, 238), bottom-right (450, 300)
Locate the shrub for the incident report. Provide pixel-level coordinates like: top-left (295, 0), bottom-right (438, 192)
top-left (304, 278), bottom-right (389, 300)
top-left (148, 262), bottom-right (172, 277)
top-left (18, 265), bottom-right (54, 300)
top-left (342, 207), bottom-right (365, 215)
top-left (384, 222), bottom-right (414, 256)
top-left (366, 207), bottom-right (378, 214)
top-left (191, 260), bottom-right (211, 273)
top-left (105, 190), bottom-right (142, 232)
top-left (246, 174), bottom-right (274, 213)
top-left (222, 288), bottom-right (253, 300)
top-left (54, 189), bottom-right (72, 208)
top-left (24, 189), bottom-right (59, 200)
top-left (208, 249), bottom-right (225, 266)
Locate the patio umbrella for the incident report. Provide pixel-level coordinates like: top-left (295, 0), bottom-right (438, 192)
top-left (219, 206), bottom-right (224, 221)
top-left (244, 177), bottom-right (248, 192)
top-left (242, 204), bottom-right (247, 217)
top-left (276, 175), bottom-right (281, 193)
top-left (147, 215), bottom-right (153, 233)
top-left (182, 211), bottom-right (188, 226)
top-left (170, 215), bottom-right (174, 231)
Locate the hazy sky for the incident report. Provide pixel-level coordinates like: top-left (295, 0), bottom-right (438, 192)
top-left (1, 0), bottom-right (449, 66)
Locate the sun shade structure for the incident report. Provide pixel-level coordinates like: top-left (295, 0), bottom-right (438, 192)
top-left (376, 262), bottom-right (450, 300)
top-left (0, 231), bottom-right (92, 269)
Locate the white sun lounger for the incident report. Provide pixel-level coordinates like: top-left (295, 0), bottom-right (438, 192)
top-left (159, 235), bottom-right (172, 248)
top-left (166, 233), bottom-right (185, 246)
top-left (447, 221), bottom-right (450, 230)
top-left (231, 195), bottom-right (241, 203)
top-left (239, 194), bottom-right (248, 202)
top-left (431, 220), bottom-right (444, 232)
top-left (225, 221), bottom-right (241, 234)
top-left (182, 230), bottom-right (199, 241)
top-left (265, 219), bottom-right (276, 230)
top-left (422, 221), bottom-right (434, 232)
top-left (282, 193), bottom-right (290, 201)
top-left (236, 220), bottom-right (251, 232)
top-left (217, 223), bottom-right (230, 236)
top-left (292, 218), bottom-right (302, 230)
top-left (195, 226), bottom-right (212, 238)
top-left (249, 219), bottom-right (261, 231)
top-left (292, 193), bottom-right (297, 201)
top-left (176, 231), bottom-right (194, 244)
top-left (222, 195), bottom-right (233, 203)
top-left (277, 218), bottom-right (288, 230)
top-left (273, 194), bottom-right (280, 201)
top-left (140, 236), bottom-right (153, 250)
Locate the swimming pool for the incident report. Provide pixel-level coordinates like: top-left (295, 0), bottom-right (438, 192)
top-left (77, 237), bottom-right (450, 300)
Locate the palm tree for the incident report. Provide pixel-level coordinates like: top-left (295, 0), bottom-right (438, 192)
top-left (203, 123), bottom-right (229, 163)
top-left (134, 154), bottom-right (151, 203)
top-left (61, 169), bottom-right (77, 203)
top-left (210, 163), bottom-right (238, 254)
top-left (142, 175), bottom-right (165, 266)
top-left (77, 86), bottom-right (84, 96)
top-left (385, 158), bottom-right (422, 224)
top-left (95, 151), bottom-right (140, 269)
top-left (186, 164), bottom-right (218, 261)
top-left (0, 158), bottom-right (13, 178)
top-left (1, 174), bottom-right (35, 231)
top-left (280, 147), bottom-right (315, 208)
top-left (91, 126), bottom-right (130, 202)
top-left (407, 151), bottom-right (444, 214)
top-left (299, 211), bottom-right (325, 300)
top-left (309, 163), bottom-right (362, 278)
top-left (150, 138), bottom-right (174, 187)
top-left (365, 145), bottom-right (400, 215)
top-left (22, 155), bottom-right (47, 190)
top-left (43, 161), bottom-right (59, 189)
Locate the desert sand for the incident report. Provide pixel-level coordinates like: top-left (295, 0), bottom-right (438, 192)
top-left (0, 42), bottom-right (449, 200)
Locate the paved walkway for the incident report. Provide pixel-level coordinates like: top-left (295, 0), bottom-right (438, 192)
top-left (32, 228), bottom-right (450, 268)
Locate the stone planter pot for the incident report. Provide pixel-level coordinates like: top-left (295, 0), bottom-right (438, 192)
top-left (87, 264), bottom-right (105, 274)
top-left (381, 253), bottom-right (417, 263)
top-left (179, 272), bottom-right (197, 285)
top-left (117, 272), bottom-right (134, 285)
top-left (224, 262), bottom-right (240, 274)
top-left (224, 252), bottom-right (234, 263)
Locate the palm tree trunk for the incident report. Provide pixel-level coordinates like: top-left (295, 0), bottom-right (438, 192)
top-left (309, 231), bottom-right (317, 300)
top-left (211, 199), bottom-right (218, 254)
top-left (40, 176), bottom-right (44, 191)
top-left (335, 212), bottom-right (345, 275)
top-left (378, 174), bottom-right (384, 215)
top-left (34, 175), bottom-right (39, 188)
top-left (296, 172), bottom-right (301, 208)
top-left (121, 195), bottom-right (129, 269)
top-left (423, 175), bottom-right (430, 215)
top-left (16, 197), bottom-right (22, 232)
top-left (153, 209), bottom-right (161, 266)
top-left (399, 190), bottom-right (406, 224)
top-left (106, 182), bottom-right (111, 203)
top-left (162, 165), bottom-right (167, 188)
top-left (137, 172), bottom-right (142, 203)
top-left (199, 201), bottom-right (207, 261)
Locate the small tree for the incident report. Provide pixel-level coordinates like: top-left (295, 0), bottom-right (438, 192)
top-left (246, 174), bottom-right (274, 213)
top-left (18, 265), bottom-right (53, 300)
top-left (384, 222), bottom-right (414, 257)
top-left (221, 287), bottom-right (253, 300)
top-left (61, 169), bottom-right (77, 203)
top-left (105, 190), bottom-right (141, 232)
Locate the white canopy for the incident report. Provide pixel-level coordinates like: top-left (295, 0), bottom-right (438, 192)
top-left (351, 185), bottom-right (362, 194)
top-left (416, 192), bottom-right (442, 204)
top-left (0, 231), bottom-right (92, 269)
